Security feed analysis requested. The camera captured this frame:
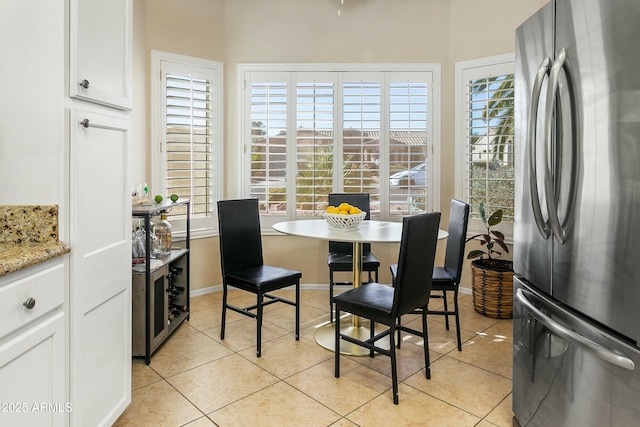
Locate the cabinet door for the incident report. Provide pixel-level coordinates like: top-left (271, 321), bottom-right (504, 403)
top-left (69, 0), bottom-right (132, 109)
top-left (0, 0), bottom-right (63, 204)
top-left (131, 266), bottom-right (169, 359)
top-left (0, 313), bottom-right (66, 427)
top-left (69, 109), bottom-right (131, 427)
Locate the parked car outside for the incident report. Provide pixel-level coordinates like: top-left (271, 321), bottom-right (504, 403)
top-left (389, 163), bottom-right (427, 187)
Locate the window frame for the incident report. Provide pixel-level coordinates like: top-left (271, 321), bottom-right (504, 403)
top-left (455, 53), bottom-right (515, 240)
top-left (151, 50), bottom-right (223, 238)
top-left (237, 63), bottom-right (441, 229)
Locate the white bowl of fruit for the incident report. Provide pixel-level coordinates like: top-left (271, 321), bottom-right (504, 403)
top-left (322, 203), bottom-right (367, 231)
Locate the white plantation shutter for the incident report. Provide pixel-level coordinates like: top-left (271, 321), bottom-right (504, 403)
top-left (165, 73), bottom-right (212, 219)
top-left (295, 78), bottom-right (335, 216)
top-left (249, 79), bottom-right (288, 215)
top-left (342, 79), bottom-right (381, 215)
top-left (387, 77), bottom-right (430, 216)
top-left (241, 65), bottom-right (439, 224)
top-left (153, 51), bottom-right (222, 234)
top-left (456, 55), bottom-right (515, 236)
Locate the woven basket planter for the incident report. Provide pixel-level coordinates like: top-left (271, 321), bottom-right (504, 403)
top-left (471, 259), bottom-right (514, 319)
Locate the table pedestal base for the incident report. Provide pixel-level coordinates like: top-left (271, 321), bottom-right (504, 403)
top-left (315, 317), bottom-right (390, 356)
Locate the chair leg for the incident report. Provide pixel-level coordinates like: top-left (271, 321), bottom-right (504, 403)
top-left (396, 315), bottom-right (402, 349)
top-left (422, 309), bottom-right (431, 379)
top-left (442, 290), bottom-right (450, 330)
top-left (369, 319), bottom-right (375, 358)
top-left (295, 281), bottom-right (300, 341)
top-left (329, 270), bottom-right (334, 323)
top-left (389, 325), bottom-right (399, 405)
top-left (220, 284), bottom-right (228, 340)
top-left (334, 307), bottom-right (341, 378)
top-left (454, 290), bottom-right (462, 351)
top-left (256, 293), bottom-right (263, 357)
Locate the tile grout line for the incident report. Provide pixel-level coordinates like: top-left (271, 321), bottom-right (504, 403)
top-left (122, 290), bottom-right (513, 427)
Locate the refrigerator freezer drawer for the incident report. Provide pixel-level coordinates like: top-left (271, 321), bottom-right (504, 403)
top-left (513, 277), bottom-right (640, 427)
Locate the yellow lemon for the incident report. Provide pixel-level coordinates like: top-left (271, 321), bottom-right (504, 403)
top-left (326, 206), bottom-right (338, 214)
top-left (338, 202), bottom-right (352, 212)
top-left (339, 210), bottom-right (349, 215)
top-left (349, 206), bottom-right (362, 214)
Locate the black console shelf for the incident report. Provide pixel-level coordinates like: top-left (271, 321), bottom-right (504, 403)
top-left (131, 199), bottom-right (190, 364)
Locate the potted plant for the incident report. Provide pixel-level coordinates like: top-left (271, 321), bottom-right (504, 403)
top-left (466, 203), bottom-right (514, 319)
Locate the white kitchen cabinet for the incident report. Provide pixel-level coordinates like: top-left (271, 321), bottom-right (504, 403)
top-left (0, 0), bottom-right (64, 204)
top-left (67, 0), bottom-right (133, 424)
top-left (0, 259), bottom-right (66, 427)
top-left (69, 0), bottom-right (132, 110)
top-left (68, 109), bottom-right (131, 427)
top-left (2, 0), bottom-right (132, 424)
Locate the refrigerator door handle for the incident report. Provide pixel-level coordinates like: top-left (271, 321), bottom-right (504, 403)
top-left (543, 47), bottom-right (577, 244)
top-left (528, 56), bottom-right (552, 239)
top-left (516, 288), bottom-right (636, 371)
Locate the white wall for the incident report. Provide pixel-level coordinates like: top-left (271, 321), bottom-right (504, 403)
top-left (132, 0), bottom-right (547, 290)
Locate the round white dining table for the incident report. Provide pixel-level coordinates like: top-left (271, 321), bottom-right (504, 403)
top-left (273, 219), bottom-right (448, 355)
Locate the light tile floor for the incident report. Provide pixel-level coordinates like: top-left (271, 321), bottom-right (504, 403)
top-left (114, 288), bottom-right (514, 427)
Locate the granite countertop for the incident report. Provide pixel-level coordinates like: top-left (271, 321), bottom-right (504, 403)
top-left (0, 205), bottom-right (71, 277)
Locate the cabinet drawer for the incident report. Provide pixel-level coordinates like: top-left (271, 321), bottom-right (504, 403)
top-left (0, 260), bottom-right (65, 339)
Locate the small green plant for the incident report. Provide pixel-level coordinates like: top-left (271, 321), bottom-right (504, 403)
top-left (466, 203), bottom-right (509, 260)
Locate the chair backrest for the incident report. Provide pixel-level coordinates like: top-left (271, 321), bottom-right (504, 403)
top-left (217, 198), bottom-right (264, 275)
top-left (328, 193), bottom-right (371, 254)
top-left (443, 199), bottom-right (470, 283)
top-left (393, 212), bottom-right (441, 317)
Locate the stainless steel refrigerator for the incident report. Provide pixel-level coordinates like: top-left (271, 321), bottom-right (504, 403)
top-left (514, 0), bottom-right (640, 425)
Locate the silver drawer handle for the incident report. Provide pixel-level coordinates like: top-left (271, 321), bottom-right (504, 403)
top-left (516, 288), bottom-right (635, 370)
top-left (80, 79), bottom-right (90, 89)
top-left (23, 297), bottom-right (36, 310)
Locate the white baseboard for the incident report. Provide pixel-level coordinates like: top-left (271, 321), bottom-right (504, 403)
top-left (190, 285), bottom-right (222, 297)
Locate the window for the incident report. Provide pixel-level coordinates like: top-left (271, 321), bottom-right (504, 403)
top-left (152, 51), bottom-right (223, 236)
top-left (239, 64), bottom-right (440, 226)
top-left (455, 54), bottom-right (515, 237)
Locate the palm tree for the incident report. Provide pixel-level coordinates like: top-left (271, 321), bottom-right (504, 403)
top-left (470, 75), bottom-right (514, 165)
top-left (469, 74), bottom-right (515, 221)
top-left (484, 76), bottom-right (514, 163)
top-left (296, 146), bottom-right (359, 214)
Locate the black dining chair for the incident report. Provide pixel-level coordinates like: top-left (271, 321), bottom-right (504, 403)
top-left (217, 198), bottom-right (301, 357)
top-left (334, 212), bottom-right (441, 405)
top-left (327, 193), bottom-right (380, 322)
top-left (391, 199), bottom-right (470, 351)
